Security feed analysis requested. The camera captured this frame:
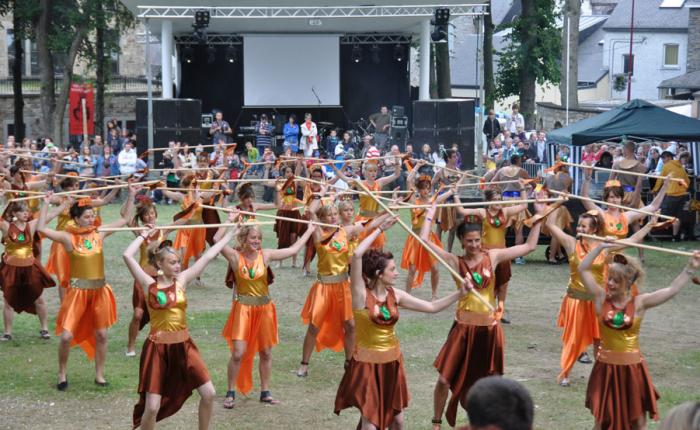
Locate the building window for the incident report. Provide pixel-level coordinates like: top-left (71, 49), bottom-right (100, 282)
top-left (622, 54), bottom-right (634, 75)
top-left (663, 44), bottom-right (679, 67)
top-left (105, 29), bottom-right (121, 76)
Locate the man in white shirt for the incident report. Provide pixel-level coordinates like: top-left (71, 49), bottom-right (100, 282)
top-left (118, 142), bottom-right (137, 175)
top-left (506, 104), bottom-right (525, 134)
top-left (300, 113), bottom-right (318, 157)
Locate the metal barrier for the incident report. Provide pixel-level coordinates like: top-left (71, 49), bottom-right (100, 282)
top-left (523, 162), bottom-right (546, 178)
top-left (0, 76), bottom-right (162, 94)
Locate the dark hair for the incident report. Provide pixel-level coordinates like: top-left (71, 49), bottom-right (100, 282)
top-left (10, 164), bottom-right (22, 177)
top-left (4, 201), bottom-right (28, 221)
top-left (60, 177), bottom-right (79, 190)
top-left (484, 189), bottom-right (502, 202)
top-left (136, 202), bottom-right (157, 224)
top-left (578, 212), bottom-right (599, 234)
top-left (457, 220), bottom-right (483, 240)
top-left (510, 153), bottom-right (522, 165)
top-left (466, 376), bottom-right (534, 430)
top-left (443, 148), bottom-right (457, 162)
top-left (69, 202), bottom-right (94, 220)
top-left (361, 249), bottom-right (394, 289)
top-left (238, 183), bottom-right (255, 200)
top-left (603, 185), bottom-right (624, 201)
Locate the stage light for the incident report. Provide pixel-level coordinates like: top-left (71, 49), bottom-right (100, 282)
top-left (225, 45), bottom-right (237, 63)
top-left (206, 46), bottom-right (217, 64)
top-left (182, 46), bottom-right (194, 64)
top-left (370, 44), bottom-right (381, 64)
top-left (431, 8), bottom-right (450, 42)
top-left (195, 10), bottom-right (210, 28)
top-left (351, 44), bottom-right (363, 63)
top-left (393, 44), bottom-right (404, 62)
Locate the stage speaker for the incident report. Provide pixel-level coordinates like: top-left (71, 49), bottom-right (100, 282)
top-left (391, 105), bottom-right (405, 117)
top-left (136, 98), bottom-right (202, 129)
top-left (412, 101), bottom-right (437, 130)
top-left (391, 127), bottom-right (408, 148)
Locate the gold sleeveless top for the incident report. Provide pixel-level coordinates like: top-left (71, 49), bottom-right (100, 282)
top-left (481, 210), bottom-right (507, 249)
top-left (603, 211), bottom-right (628, 239)
top-left (55, 205), bottom-right (74, 231)
top-left (411, 198), bottom-right (430, 232)
top-left (354, 288), bottom-right (400, 352)
top-left (3, 224), bottom-right (33, 260)
top-left (147, 281), bottom-right (187, 332)
top-left (457, 252), bottom-right (497, 314)
top-left (316, 228), bottom-right (350, 276)
top-left (279, 179), bottom-right (299, 207)
top-left (234, 251), bottom-right (269, 297)
top-left (567, 241), bottom-right (606, 296)
top-left (67, 226), bottom-right (105, 280)
top-left (182, 195), bottom-right (203, 224)
top-left (358, 181), bottom-right (380, 216)
top-left (139, 230), bottom-right (165, 267)
top-left (599, 300), bottom-right (641, 353)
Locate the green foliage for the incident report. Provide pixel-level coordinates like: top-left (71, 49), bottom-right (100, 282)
top-left (494, 0), bottom-right (562, 100)
top-left (81, 0), bottom-right (136, 76)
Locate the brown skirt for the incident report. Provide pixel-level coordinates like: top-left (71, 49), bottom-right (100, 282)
top-left (437, 206), bottom-right (457, 232)
top-left (132, 282), bottom-right (151, 330)
top-left (434, 321), bottom-right (504, 427)
top-left (334, 356), bottom-right (410, 429)
top-left (0, 260), bottom-right (55, 314)
top-left (132, 337), bottom-right (210, 429)
top-left (585, 359), bottom-right (659, 430)
top-left (202, 205), bottom-right (221, 246)
top-left (274, 209), bottom-right (303, 248)
top-left (495, 260), bottom-right (512, 290)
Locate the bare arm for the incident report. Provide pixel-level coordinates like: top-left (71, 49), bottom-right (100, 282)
top-left (638, 252), bottom-right (700, 311)
top-left (581, 177), bottom-right (603, 213)
top-left (419, 202), bottom-right (459, 268)
top-left (394, 287), bottom-right (466, 313)
top-left (37, 198), bottom-right (73, 251)
top-left (453, 193), bottom-right (487, 218)
top-left (545, 210), bottom-right (576, 254)
top-left (264, 225), bottom-right (315, 262)
top-left (179, 225), bottom-right (236, 285)
top-left (122, 232), bottom-right (156, 288)
top-left (628, 179), bottom-right (669, 224)
top-left (376, 158), bottom-right (401, 188)
top-left (578, 242), bottom-right (610, 311)
top-left (100, 185), bottom-right (139, 238)
top-left (93, 186), bottom-right (120, 206)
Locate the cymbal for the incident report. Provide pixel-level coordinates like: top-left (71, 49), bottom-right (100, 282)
top-left (318, 121), bottom-right (334, 127)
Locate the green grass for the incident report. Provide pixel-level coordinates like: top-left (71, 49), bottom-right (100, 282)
top-left (1, 203), bottom-right (699, 429)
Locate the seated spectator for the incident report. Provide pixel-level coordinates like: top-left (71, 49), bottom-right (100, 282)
top-left (245, 141), bottom-right (261, 176)
top-left (458, 376), bottom-right (534, 430)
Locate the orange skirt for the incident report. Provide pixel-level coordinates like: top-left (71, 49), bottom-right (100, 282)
top-left (55, 284), bottom-right (117, 359)
top-left (174, 227), bottom-right (206, 268)
top-left (356, 215), bottom-right (385, 250)
top-left (586, 358), bottom-right (659, 430)
top-left (0, 260), bottom-right (55, 314)
top-left (301, 280), bottom-right (353, 352)
top-left (221, 301), bottom-right (278, 394)
top-left (334, 356), bottom-right (410, 429)
top-left (46, 241), bottom-right (71, 288)
top-left (400, 232), bottom-right (442, 289)
top-left (557, 295), bottom-right (600, 381)
top-left (132, 337), bottom-right (210, 429)
top-left (434, 320), bottom-right (504, 427)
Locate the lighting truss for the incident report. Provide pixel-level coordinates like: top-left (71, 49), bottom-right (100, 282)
top-left (175, 33), bottom-right (243, 45)
top-left (137, 5), bottom-right (488, 19)
top-left (340, 34), bottom-right (412, 45)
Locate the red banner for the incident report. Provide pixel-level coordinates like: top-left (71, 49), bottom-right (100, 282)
top-left (69, 83), bottom-right (94, 136)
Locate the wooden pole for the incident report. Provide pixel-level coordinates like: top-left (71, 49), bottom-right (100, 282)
top-left (547, 189), bottom-right (674, 221)
top-left (455, 179), bottom-right (522, 188)
top-left (140, 143), bottom-right (236, 155)
top-left (199, 204), bottom-right (338, 228)
top-left (9, 180), bottom-right (160, 202)
top-left (19, 170), bottom-right (119, 184)
top-left (5, 154), bottom-right (93, 168)
top-left (389, 198), bottom-right (563, 210)
top-left (563, 161), bottom-right (685, 184)
top-left (577, 233), bottom-right (694, 257)
top-left (415, 160), bottom-right (481, 179)
top-left (81, 98), bottom-right (88, 145)
top-left (0, 147), bottom-right (72, 156)
top-left (354, 179), bottom-right (494, 312)
top-left (148, 166), bottom-right (227, 172)
top-left (98, 221), bottom-right (276, 232)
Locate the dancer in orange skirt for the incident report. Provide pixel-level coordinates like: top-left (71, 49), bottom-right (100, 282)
top-left (301, 165), bottom-right (336, 276)
top-left (331, 157), bottom-right (400, 250)
top-left (0, 201), bottom-right (67, 341)
top-left (273, 163), bottom-right (304, 267)
top-left (297, 199), bottom-right (389, 378)
top-left (38, 185), bottom-right (138, 390)
top-left (218, 219), bottom-right (315, 408)
top-left (431, 149), bottom-right (463, 252)
top-left (334, 217), bottom-right (469, 430)
top-left (579, 243), bottom-right (700, 430)
top-left (543, 164), bottom-right (574, 263)
top-left (421, 199), bottom-right (545, 429)
top-left (123, 218), bottom-right (237, 429)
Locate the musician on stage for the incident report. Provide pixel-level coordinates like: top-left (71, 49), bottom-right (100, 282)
top-left (369, 105), bottom-right (391, 152)
top-left (209, 110), bottom-right (232, 144)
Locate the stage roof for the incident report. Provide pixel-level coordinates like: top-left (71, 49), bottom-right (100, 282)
top-left (121, 1), bottom-right (487, 34)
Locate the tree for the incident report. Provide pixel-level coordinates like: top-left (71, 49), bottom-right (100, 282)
top-left (559, 0), bottom-right (581, 109)
top-left (12, 1), bottom-right (24, 140)
top-left (482, 6), bottom-right (495, 110)
top-left (495, 0), bottom-right (561, 129)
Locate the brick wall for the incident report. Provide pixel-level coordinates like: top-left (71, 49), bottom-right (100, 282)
top-left (688, 8), bottom-right (700, 73)
top-left (536, 102), bottom-right (606, 131)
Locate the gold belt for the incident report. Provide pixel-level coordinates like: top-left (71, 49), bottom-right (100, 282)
top-left (70, 278), bottom-right (106, 290)
top-left (566, 287), bottom-right (595, 301)
top-left (235, 294), bottom-right (271, 306)
top-left (353, 344), bottom-right (402, 364)
top-left (3, 254), bottom-right (35, 267)
top-left (148, 328), bottom-right (190, 344)
top-left (455, 309), bottom-right (496, 326)
top-left (317, 272), bottom-right (349, 284)
top-left (359, 209), bottom-right (379, 218)
top-left (598, 349), bottom-right (642, 365)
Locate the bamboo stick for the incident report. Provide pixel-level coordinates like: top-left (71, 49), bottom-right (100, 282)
top-left (563, 161), bottom-right (685, 184)
top-left (354, 179), bottom-right (494, 312)
top-left (0, 147), bottom-right (72, 156)
top-left (307, 154), bottom-right (403, 166)
top-left (98, 221), bottom-right (276, 232)
top-left (415, 160), bottom-right (481, 179)
top-left (577, 233), bottom-right (694, 257)
top-left (141, 143), bottom-right (236, 155)
top-left (199, 204), bottom-right (338, 228)
top-left (7, 154), bottom-right (94, 168)
top-left (388, 198), bottom-right (563, 210)
top-left (19, 169), bottom-right (119, 184)
top-left (148, 166), bottom-right (227, 172)
top-left (547, 189), bottom-right (675, 221)
top-left (161, 187), bottom-right (226, 193)
top-left (9, 180), bottom-right (160, 202)
top-left (455, 179), bottom-right (522, 188)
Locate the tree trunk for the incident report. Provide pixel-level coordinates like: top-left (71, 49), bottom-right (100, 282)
top-left (12, 0), bottom-right (24, 140)
top-left (519, 0), bottom-right (537, 129)
top-left (483, 6), bottom-right (495, 110)
top-left (429, 43), bottom-right (438, 99)
top-left (435, 41), bottom-right (452, 98)
top-left (94, 0), bottom-right (105, 138)
top-left (559, 0), bottom-right (580, 109)
top-left (53, 31), bottom-right (86, 149)
top-left (36, 0), bottom-right (56, 141)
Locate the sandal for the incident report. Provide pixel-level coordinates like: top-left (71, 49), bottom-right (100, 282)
top-left (559, 378), bottom-right (571, 387)
top-left (223, 390), bottom-right (236, 409)
top-left (296, 361), bottom-right (309, 377)
top-left (260, 390), bottom-right (280, 405)
top-left (39, 330), bottom-right (50, 340)
top-left (432, 418), bottom-right (442, 430)
top-left (578, 352), bottom-right (592, 364)
top-left (0, 334), bottom-right (12, 341)
top-left (57, 376), bottom-right (68, 391)
top-left (94, 379), bottom-right (109, 387)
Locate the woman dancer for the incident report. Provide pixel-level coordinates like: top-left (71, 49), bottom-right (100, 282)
top-left (273, 162), bottom-right (304, 268)
top-left (37, 185), bottom-right (138, 389)
top-left (123, 216), bottom-right (237, 429)
top-left (423, 199), bottom-right (544, 429)
top-left (431, 149), bottom-right (462, 252)
top-left (543, 164), bottom-right (574, 263)
top-left (579, 242), bottom-right (700, 430)
top-left (334, 217), bottom-right (470, 430)
top-left (219, 221), bottom-right (315, 408)
top-left (0, 200), bottom-right (67, 340)
top-left (491, 154), bottom-right (531, 264)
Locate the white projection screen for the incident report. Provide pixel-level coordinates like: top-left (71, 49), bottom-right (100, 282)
top-left (243, 35), bottom-right (340, 106)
